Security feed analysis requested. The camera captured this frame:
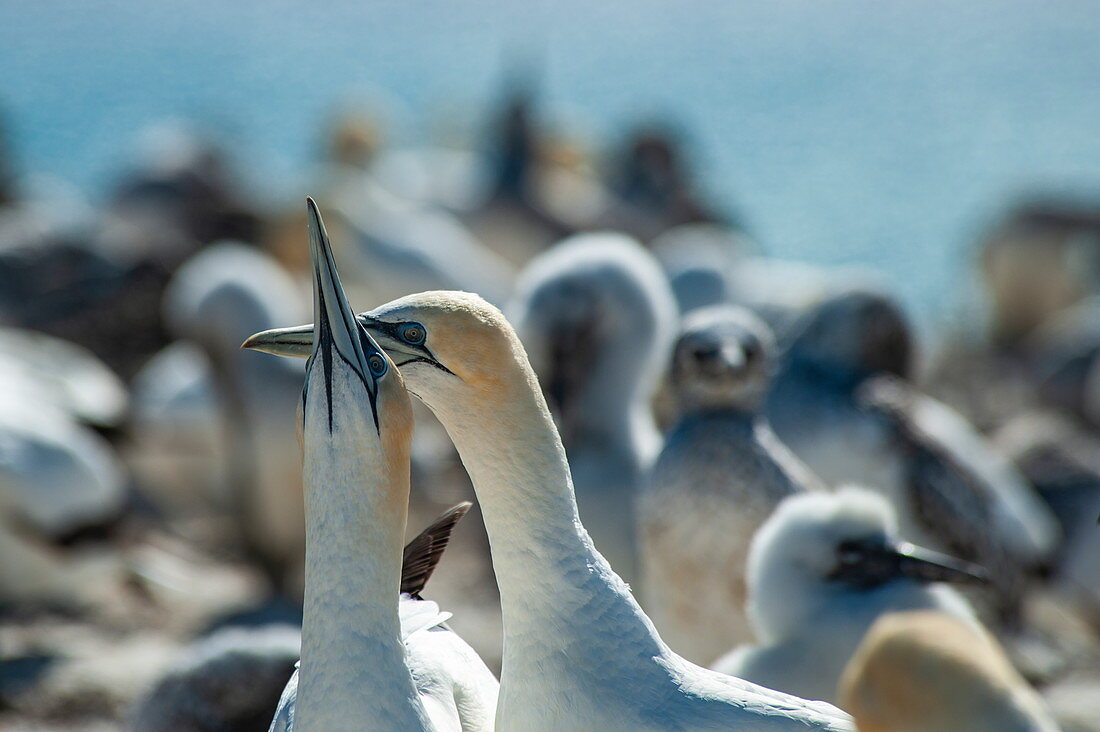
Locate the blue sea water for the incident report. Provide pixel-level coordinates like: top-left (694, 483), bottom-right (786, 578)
top-left (2, 0), bottom-right (1099, 326)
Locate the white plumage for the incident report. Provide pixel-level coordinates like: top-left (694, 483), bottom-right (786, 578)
top-left (132, 241), bottom-right (308, 588)
top-left (247, 289), bottom-right (854, 731)
top-left (0, 326), bottom-right (128, 427)
top-left (264, 201), bottom-right (497, 731)
top-left (713, 487), bottom-right (982, 706)
top-left (270, 595), bottom-right (499, 732)
top-left (511, 233), bottom-right (677, 584)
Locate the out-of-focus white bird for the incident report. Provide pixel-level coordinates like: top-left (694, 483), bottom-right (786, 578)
top-left (765, 287), bottom-right (1060, 613)
top-left (338, 205), bottom-right (515, 308)
top-left (0, 325), bottom-right (130, 606)
top-left (130, 241), bottom-right (307, 590)
top-left (639, 305), bottom-right (824, 664)
top-left (713, 488), bottom-right (984, 705)
top-left (839, 610), bottom-right (1060, 732)
top-left (127, 340), bottom-right (226, 514)
top-left (0, 398), bottom-right (127, 604)
top-left (0, 327), bottom-right (128, 427)
top-left (247, 288), bottom-right (854, 731)
top-left (0, 401), bottom-right (125, 541)
top-left (265, 200), bottom-right (497, 731)
top-left (511, 233), bottom-right (677, 584)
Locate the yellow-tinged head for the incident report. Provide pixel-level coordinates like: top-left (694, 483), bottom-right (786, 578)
top-left (246, 288), bottom-right (537, 417)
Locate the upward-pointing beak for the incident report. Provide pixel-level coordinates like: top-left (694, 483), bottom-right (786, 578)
top-left (243, 300), bottom-right (451, 375)
top-left (309, 197), bottom-right (367, 372)
top-left (305, 196), bottom-right (384, 431)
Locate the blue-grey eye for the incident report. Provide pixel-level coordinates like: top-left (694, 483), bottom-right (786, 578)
top-left (400, 323), bottom-right (426, 344)
top-left (368, 353), bottom-right (387, 376)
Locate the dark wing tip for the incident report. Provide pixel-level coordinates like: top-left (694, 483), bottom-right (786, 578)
top-left (400, 502), bottom-right (474, 598)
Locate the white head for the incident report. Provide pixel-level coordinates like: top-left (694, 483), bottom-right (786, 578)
top-left (746, 487), bottom-right (986, 643)
top-left (244, 234), bottom-right (674, 436)
top-left (244, 283), bottom-right (540, 440)
top-left (670, 305), bottom-right (776, 413)
top-left (509, 233), bottom-right (678, 442)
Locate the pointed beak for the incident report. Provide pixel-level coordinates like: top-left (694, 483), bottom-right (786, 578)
top-left (308, 196), bottom-right (368, 372)
top-left (893, 542), bottom-right (988, 586)
top-left (830, 540), bottom-right (988, 588)
top-left (303, 197), bottom-right (388, 431)
top-left (243, 301), bottom-right (452, 375)
top-left (241, 323), bottom-right (314, 358)
top-left (721, 345), bottom-right (746, 373)
top-left (242, 199), bottom-right (369, 363)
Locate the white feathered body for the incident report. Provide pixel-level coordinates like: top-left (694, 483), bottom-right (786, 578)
top-left (491, 543), bottom-right (853, 732)
top-left (269, 596), bottom-right (497, 732)
top-left (404, 334), bottom-right (854, 732)
top-left (713, 583), bottom-right (977, 705)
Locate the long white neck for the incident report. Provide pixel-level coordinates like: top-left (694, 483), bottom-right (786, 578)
top-left (296, 371), bottom-right (429, 731)
top-left (429, 358), bottom-right (668, 686)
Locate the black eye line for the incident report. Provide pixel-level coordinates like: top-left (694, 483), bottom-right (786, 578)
top-left (359, 314), bottom-right (457, 377)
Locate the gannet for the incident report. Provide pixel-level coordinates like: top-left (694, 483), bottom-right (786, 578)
top-left (510, 233), bottom-right (677, 584)
top-left (1023, 296), bottom-right (1100, 427)
top-left (131, 504), bottom-right (479, 732)
top-left (0, 401), bottom-right (125, 541)
top-left (0, 327), bottom-right (129, 604)
top-left (638, 305), bottom-right (824, 664)
top-left (341, 208), bottom-right (514, 307)
top-left (133, 241), bottom-right (308, 590)
top-left (246, 291), bottom-right (854, 730)
top-left (0, 398), bottom-right (127, 605)
top-left (712, 488), bottom-right (984, 706)
top-left (840, 610), bottom-right (1060, 732)
top-left (265, 199), bottom-right (497, 731)
top-left (0, 326), bottom-right (128, 427)
top-left (765, 287), bottom-right (1060, 614)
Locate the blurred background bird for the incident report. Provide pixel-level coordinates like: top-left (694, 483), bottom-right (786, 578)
top-left (639, 304), bottom-right (824, 663)
top-left (712, 487), bottom-right (985, 706)
top-left (1, 1), bottom-right (1100, 729)
top-left (840, 610), bottom-right (1061, 732)
top-left (511, 232), bottom-right (677, 585)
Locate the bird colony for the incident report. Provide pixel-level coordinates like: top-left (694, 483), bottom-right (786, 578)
top-left (2, 102), bottom-right (1099, 732)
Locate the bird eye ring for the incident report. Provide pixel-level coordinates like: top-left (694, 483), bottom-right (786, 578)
top-left (399, 323), bottom-right (426, 345)
top-left (368, 353), bottom-right (387, 376)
